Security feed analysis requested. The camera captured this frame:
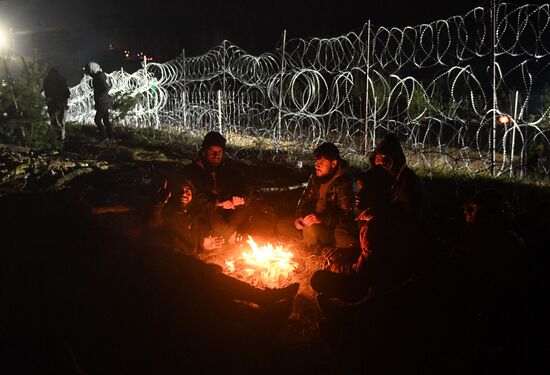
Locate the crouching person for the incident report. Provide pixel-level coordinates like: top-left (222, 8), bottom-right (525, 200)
top-left (292, 142), bottom-right (357, 254)
top-left (311, 166), bottom-right (417, 306)
top-left (183, 131), bottom-right (255, 244)
top-left (310, 166), bottom-right (421, 372)
top-left (148, 176), bottom-right (224, 255)
top-left (370, 133), bottom-right (424, 226)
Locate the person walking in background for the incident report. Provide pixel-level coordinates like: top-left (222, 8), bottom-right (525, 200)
top-left (42, 68), bottom-right (70, 141)
top-left (83, 62), bottom-right (113, 142)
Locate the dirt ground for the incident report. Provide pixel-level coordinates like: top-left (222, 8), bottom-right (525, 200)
top-left (1, 125), bottom-right (549, 374)
top-left (0, 126), bottom-right (337, 373)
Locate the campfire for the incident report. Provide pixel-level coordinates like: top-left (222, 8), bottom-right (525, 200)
top-left (223, 236), bottom-right (298, 289)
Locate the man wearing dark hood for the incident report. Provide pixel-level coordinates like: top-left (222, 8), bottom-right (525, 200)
top-left (42, 68), bottom-right (70, 141)
top-left (84, 62), bottom-right (113, 141)
top-left (451, 189), bottom-right (524, 307)
top-left (370, 133), bottom-right (424, 225)
top-left (294, 142), bottom-right (357, 253)
top-left (182, 131), bottom-right (254, 244)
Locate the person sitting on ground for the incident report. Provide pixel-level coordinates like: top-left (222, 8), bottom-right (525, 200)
top-left (183, 131), bottom-right (254, 244)
top-left (83, 62), bottom-right (114, 142)
top-left (310, 166), bottom-right (418, 307)
top-left (42, 68), bottom-right (71, 141)
top-left (82, 179), bottom-right (300, 315)
top-left (370, 133), bottom-right (424, 225)
top-left (448, 189), bottom-right (524, 310)
top-left (148, 176), bottom-right (225, 255)
top-left (292, 142), bottom-right (357, 254)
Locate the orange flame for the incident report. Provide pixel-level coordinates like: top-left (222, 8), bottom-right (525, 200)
top-left (224, 236), bottom-right (297, 288)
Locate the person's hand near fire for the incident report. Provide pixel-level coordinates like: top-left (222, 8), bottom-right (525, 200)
top-left (294, 213), bottom-right (321, 230)
top-left (202, 235), bottom-right (225, 251)
top-left (216, 196), bottom-right (245, 210)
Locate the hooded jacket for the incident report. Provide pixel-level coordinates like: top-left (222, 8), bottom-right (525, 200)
top-left (87, 62), bottom-right (112, 111)
top-left (332, 202), bottom-right (416, 292)
top-left (370, 134), bottom-right (424, 224)
top-left (43, 69), bottom-right (70, 105)
top-left (295, 160), bottom-right (355, 228)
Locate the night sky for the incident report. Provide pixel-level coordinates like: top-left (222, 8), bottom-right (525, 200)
top-left (0, 0), bottom-right (536, 84)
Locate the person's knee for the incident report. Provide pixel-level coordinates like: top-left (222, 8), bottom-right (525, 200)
top-left (310, 270), bottom-right (326, 292)
top-left (277, 217), bottom-right (301, 239)
top-left (335, 226), bottom-right (358, 248)
top-left (302, 225), bottom-right (319, 246)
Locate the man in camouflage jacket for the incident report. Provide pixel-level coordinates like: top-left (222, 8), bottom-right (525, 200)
top-left (294, 142), bottom-right (357, 253)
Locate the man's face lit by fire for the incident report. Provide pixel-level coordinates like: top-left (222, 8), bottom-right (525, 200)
top-left (374, 153), bottom-right (393, 172)
top-left (315, 156), bottom-right (338, 177)
top-left (178, 185), bottom-right (193, 206)
top-left (205, 146), bottom-right (224, 167)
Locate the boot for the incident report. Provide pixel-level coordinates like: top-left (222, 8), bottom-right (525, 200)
top-left (316, 293), bottom-right (352, 320)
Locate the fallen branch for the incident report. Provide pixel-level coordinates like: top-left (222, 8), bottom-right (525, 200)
top-left (50, 167), bottom-right (94, 190)
top-left (257, 182), bottom-right (307, 193)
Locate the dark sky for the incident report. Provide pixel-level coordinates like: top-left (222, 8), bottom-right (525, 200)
top-left (0, 0), bottom-right (530, 84)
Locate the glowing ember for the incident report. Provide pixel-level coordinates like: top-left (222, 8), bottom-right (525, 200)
top-left (224, 236), bottom-right (298, 288)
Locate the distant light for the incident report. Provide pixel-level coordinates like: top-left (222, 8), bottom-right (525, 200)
top-left (498, 114), bottom-right (510, 125)
top-left (0, 27), bottom-right (11, 51)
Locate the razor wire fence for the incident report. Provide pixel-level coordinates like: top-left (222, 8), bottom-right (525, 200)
top-left (67, 2), bottom-right (550, 179)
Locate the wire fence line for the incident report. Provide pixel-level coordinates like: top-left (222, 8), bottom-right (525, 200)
top-left (67, 2), bottom-right (550, 179)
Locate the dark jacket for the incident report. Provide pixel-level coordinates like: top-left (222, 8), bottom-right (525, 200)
top-left (370, 133), bottom-right (424, 224)
top-left (43, 70), bottom-right (70, 105)
top-left (148, 202), bottom-right (202, 255)
top-left (182, 158), bottom-right (254, 209)
top-left (333, 203), bottom-right (416, 292)
top-left (392, 164), bottom-right (424, 224)
top-left (91, 71), bottom-right (112, 111)
top-left (295, 160), bottom-right (355, 228)
top-left (448, 220), bottom-right (523, 304)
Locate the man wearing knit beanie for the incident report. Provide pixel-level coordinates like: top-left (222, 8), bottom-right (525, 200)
top-left (291, 142), bottom-right (357, 254)
top-left (183, 131), bottom-right (254, 244)
top-left (201, 131), bottom-right (227, 152)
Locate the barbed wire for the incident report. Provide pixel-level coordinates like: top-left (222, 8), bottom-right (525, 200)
top-left (67, 2), bottom-right (550, 178)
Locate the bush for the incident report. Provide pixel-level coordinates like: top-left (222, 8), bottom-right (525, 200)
top-left (111, 92), bottom-right (143, 124)
top-left (0, 55), bottom-right (61, 150)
